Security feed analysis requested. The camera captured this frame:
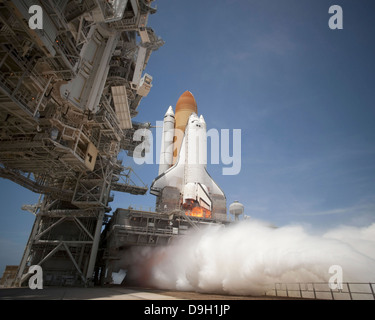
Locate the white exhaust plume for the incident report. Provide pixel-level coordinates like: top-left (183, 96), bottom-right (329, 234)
top-left (120, 221), bottom-right (375, 295)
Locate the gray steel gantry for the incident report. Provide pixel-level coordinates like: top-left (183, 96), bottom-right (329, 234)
top-left (0, 0), bottom-right (163, 286)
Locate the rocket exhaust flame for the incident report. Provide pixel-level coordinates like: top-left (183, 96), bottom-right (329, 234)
top-left (188, 206), bottom-right (211, 219)
top-left (183, 199), bottom-right (212, 219)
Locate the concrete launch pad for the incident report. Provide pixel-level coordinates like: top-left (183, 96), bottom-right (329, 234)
top-left (0, 286), bottom-right (296, 300)
top-left (0, 286), bottom-right (179, 300)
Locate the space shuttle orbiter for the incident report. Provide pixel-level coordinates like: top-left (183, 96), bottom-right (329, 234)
top-left (150, 91), bottom-right (227, 220)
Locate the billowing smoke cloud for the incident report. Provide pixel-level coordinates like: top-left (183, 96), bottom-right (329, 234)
top-left (119, 221), bottom-right (375, 295)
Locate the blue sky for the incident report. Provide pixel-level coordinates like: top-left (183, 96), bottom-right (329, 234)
top-left (1, 0), bottom-right (375, 273)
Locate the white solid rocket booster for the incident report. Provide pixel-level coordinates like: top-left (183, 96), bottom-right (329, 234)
top-left (158, 106), bottom-right (175, 175)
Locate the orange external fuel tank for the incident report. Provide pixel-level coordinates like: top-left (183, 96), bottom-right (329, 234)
top-left (172, 91), bottom-right (197, 165)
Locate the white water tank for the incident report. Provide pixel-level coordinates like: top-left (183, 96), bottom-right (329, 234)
top-left (229, 201), bottom-right (244, 221)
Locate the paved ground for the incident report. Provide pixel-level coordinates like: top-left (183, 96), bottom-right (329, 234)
top-left (0, 287), bottom-right (178, 300)
top-left (0, 286), bottom-right (292, 300)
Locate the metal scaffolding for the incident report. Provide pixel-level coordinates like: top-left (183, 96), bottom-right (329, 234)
top-left (0, 0), bottom-right (163, 286)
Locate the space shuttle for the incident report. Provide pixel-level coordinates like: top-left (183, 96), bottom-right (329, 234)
top-left (150, 91), bottom-right (227, 220)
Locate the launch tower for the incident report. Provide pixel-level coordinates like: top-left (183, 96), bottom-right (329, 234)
top-left (0, 0), bottom-right (163, 286)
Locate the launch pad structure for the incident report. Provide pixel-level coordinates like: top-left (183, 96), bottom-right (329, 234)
top-left (99, 207), bottom-right (230, 285)
top-left (0, 0), bottom-right (168, 287)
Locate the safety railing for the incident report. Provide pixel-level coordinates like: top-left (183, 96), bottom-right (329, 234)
top-left (265, 282), bottom-right (375, 300)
